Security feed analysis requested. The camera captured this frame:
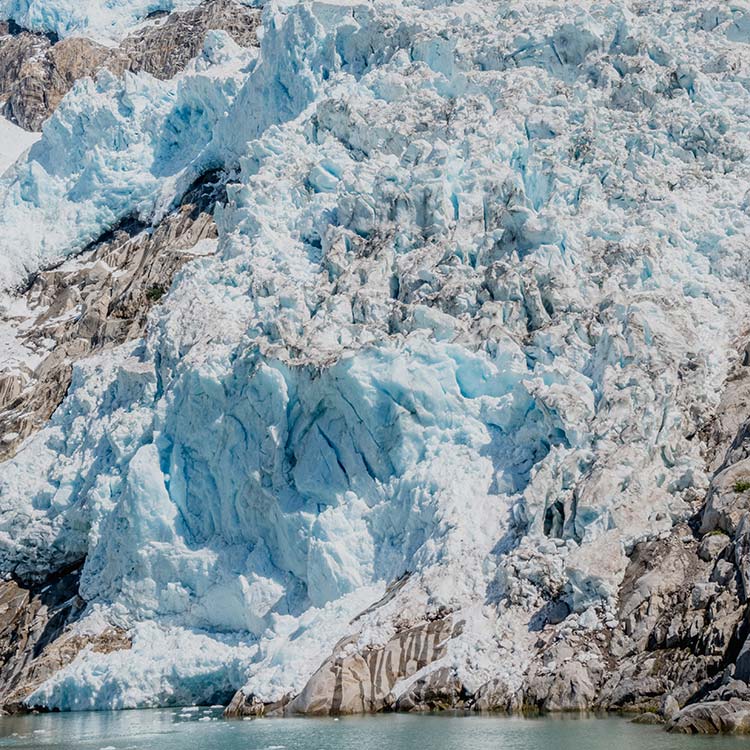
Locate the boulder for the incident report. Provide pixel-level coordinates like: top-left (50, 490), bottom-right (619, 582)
top-left (698, 533), bottom-right (730, 562)
top-left (669, 699), bottom-right (750, 734)
top-left (282, 617), bottom-right (458, 715)
top-left (631, 712), bottom-right (663, 724)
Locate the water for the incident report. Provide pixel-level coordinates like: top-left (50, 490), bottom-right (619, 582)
top-left (0, 709), bottom-right (746, 750)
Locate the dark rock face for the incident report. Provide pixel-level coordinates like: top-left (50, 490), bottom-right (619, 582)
top-left (2, 36), bottom-right (110, 131)
top-left (225, 691), bottom-right (296, 719)
top-left (118, 0), bottom-right (259, 80)
top-left (0, 0), bottom-right (260, 130)
top-left (394, 667), bottom-right (469, 712)
top-left (594, 527), bottom-right (744, 712)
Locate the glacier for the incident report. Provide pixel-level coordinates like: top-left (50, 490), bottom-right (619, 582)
top-left (1, 0), bottom-right (750, 714)
top-left (0, 0), bottom-right (256, 43)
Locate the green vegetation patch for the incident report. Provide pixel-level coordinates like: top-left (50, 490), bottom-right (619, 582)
top-left (146, 284), bottom-right (166, 302)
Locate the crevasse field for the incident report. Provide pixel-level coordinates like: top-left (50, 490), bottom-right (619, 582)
top-left (1, 0), bottom-right (750, 712)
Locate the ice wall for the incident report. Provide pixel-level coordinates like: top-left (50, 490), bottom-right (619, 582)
top-left (2, 0), bottom-right (750, 709)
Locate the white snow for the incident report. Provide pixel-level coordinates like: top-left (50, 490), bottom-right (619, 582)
top-left (1, 0), bottom-right (750, 711)
top-left (0, 116), bottom-right (40, 176)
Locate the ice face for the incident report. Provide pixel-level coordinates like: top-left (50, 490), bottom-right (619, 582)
top-left (3, 0), bottom-right (750, 709)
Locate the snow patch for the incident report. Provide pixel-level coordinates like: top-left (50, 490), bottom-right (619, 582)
top-left (0, 116), bottom-right (40, 176)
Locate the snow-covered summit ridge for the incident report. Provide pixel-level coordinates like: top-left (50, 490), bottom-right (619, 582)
top-left (1, 0), bottom-right (750, 711)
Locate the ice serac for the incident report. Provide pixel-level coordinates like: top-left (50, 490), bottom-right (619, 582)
top-left (1, 0), bottom-right (750, 731)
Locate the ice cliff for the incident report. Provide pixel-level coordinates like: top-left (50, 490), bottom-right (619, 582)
top-left (2, 0), bottom-right (750, 724)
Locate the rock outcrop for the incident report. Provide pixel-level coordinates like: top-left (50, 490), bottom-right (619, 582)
top-left (1, 0), bottom-right (260, 130)
top-left (226, 616), bottom-right (463, 717)
top-left (288, 617), bottom-right (461, 714)
top-left (669, 700), bottom-right (750, 734)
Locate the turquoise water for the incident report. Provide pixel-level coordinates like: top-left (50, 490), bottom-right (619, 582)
top-left (0, 710), bottom-right (746, 750)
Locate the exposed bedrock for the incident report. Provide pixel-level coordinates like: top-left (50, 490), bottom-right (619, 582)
top-left (668, 700), bottom-right (750, 735)
top-left (0, 0), bottom-right (260, 130)
top-left (226, 616), bottom-right (465, 717)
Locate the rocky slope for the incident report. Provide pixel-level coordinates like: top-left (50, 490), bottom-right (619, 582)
top-left (2, 0), bottom-right (750, 735)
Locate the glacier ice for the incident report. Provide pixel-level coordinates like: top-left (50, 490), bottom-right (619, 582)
top-left (2, 0), bottom-right (750, 710)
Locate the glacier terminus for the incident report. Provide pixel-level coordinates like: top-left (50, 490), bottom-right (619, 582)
top-left (1, 0), bottom-right (750, 735)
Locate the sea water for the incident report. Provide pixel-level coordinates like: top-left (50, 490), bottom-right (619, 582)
top-left (0, 710), bottom-right (747, 750)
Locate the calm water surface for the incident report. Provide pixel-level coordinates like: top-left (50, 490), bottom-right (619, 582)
top-left (0, 709), bottom-right (746, 750)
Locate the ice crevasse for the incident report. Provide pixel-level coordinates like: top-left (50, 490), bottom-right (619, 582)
top-left (1, 0), bottom-right (750, 709)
